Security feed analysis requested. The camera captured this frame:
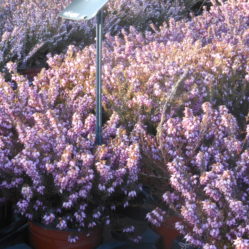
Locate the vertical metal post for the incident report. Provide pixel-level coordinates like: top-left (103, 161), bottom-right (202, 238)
top-left (96, 9), bottom-right (103, 145)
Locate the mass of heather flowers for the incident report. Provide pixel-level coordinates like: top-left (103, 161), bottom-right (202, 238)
top-left (0, 0), bottom-right (193, 72)
top-left (36, 0), bottom-right (248, 131)
top-left (0, 68), bottom-right (141, 241)
top-left (146, 103), bottom-right (249, 248)
top-left (0, 0), bottom-right (249, 248)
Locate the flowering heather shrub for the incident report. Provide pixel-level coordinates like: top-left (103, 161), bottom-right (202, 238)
top-left (0, 69), bottom-right (141, 240)
top-left (0, 0), bottom-right (188, 71)
top-left (0, 0), bottom-right (92, 71)
top-left (146, 103), bottom-right (249, 249)
top-left (106, 0), bottom-right (187, 31)
top-left (103, 0), bottom-right (249, 127)
top-left (40, 0), bottom-right (249, 131)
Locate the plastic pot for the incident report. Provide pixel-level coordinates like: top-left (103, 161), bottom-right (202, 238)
top-left (29, 222), bottom-right (103, 249)
top-left (152, 216), bottom-right (181, 249)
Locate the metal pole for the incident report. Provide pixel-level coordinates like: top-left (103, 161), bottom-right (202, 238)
top-left (96, 9), bottom-right (103, 145)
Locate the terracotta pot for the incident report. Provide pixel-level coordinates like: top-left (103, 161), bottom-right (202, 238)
top-left (152, 216), bottom-right (181, 249)
top-left (29, 222), bottom-right (103, 249)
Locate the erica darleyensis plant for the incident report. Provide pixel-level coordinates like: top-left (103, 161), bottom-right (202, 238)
top-left (0, 0), bottom-right (188, 71)
top-left (42, 0), bottom-right (249, 131)
top-left (0, 0), bottom-right (93, 71)
top-left (147, 103), bottom-right (249, 249)
top-left (0, 66), bottom-right (141, 241)
top-left (101, 0), bottom-right (249, 128)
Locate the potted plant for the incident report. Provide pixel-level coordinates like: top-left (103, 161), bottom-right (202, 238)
top-left (151, 103), bottom-right (249, 249)
top-left (104, 1), bottom-right (249, 247)
top-left (0, 68), bottom-right (141, 249)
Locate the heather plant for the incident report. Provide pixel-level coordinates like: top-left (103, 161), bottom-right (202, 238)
top-left (146, 103), bottom-right (249, 249)
top-left (0, 0), bottom-right (188, 72)
top-left (0, 0), bottom-right (92, 71)
top-left (38, 0), bottom-right (249, 132)
top-left (0, 67), bottom-right (141, 242)
top-left (26, 0), bottom-right (249, 207)
top-left (105, 0), bottom-right (188, 32)
top-left (102, 0), bottom-right (249, 128)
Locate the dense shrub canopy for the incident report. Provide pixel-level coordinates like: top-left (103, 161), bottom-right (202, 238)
top-left (0, 69), bottom-right (141, 240)
top-left (0, 0), bottom-right (192, 71)
top-left (0, 1), bottom-right (248, 248)
top-left (37, 0), bottom-right (249, 132)
top-left (146, 103), bottom-right (249, 248)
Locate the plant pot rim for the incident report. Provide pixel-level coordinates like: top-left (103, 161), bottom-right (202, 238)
top-left (29, 221), bottom-right (103, 249)
top-left (29, 221), bottom-right (103, 233)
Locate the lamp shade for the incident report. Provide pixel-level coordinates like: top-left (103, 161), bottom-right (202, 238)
top-left (59, 0), bottom-right (108, 20)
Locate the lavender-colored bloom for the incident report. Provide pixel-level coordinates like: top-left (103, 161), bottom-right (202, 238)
top-left (21, 186), bottom-right (33, 199)
top-left (43, 213), bottom-right (55, 225)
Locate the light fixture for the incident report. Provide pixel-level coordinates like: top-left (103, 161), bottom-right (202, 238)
top-left (60, 0), bottom-right (109, 145)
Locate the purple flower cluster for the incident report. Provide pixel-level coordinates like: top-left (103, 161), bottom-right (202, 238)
top-left (0, 0), bottom-right (94, 71)
top-left (41, 0), bottom-right (249, 131)
top-left (0, 0), bottom-right (188, 71)
top-left (148, 103), bottom-right (249, 249)
top-left (0, 69), bottom-right (141, 233)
